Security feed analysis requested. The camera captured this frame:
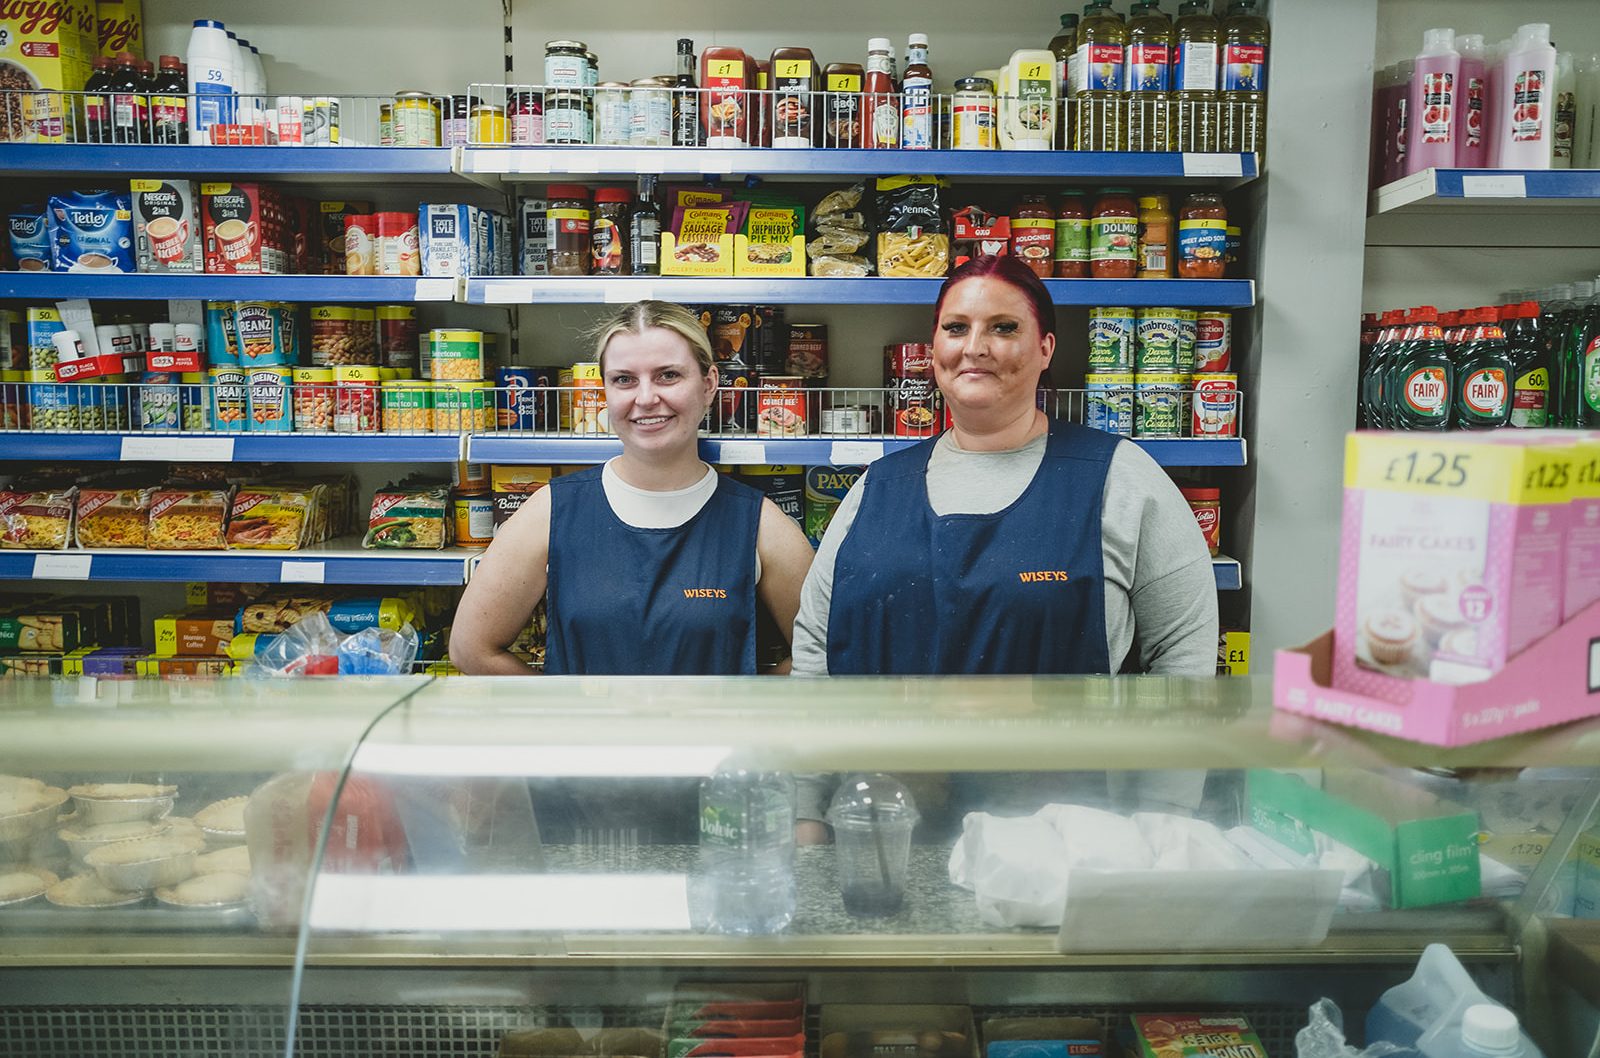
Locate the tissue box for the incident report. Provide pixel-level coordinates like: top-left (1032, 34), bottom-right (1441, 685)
top-left (1248, 769), bottom-right (1480, 909)
top-left (1335, 432), bottom-right (1576, 699)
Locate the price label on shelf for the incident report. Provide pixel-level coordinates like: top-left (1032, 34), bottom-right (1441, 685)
top-left (413, 277), bottom-right (457, 300)
top-left (716, 441), bottom-right (768, 465)
top-left (280, 560), bottom-right (327, 584)
top-left (604, 282), bottom-right (651, 303)
top-left (33, 553), bottom-right (92, 580)
top-left (120, 436), bottom-right (234, 461)
top-left (1460, 174), bottom-right (1527, 198)
top-left (483, 282), bottom-right (527, 304)
top-left (1182, 154), bottom-right (1245, 178)
top-left (829, 441), bottom-right (885, 464)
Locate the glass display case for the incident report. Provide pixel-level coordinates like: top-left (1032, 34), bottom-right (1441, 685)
top-left (2, 674), bottom-right (1598, 1056)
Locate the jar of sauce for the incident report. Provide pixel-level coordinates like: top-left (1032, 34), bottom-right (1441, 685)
top-left (1137, 194), bottom-right (1174, 278)
top-left (1010, 194), bottom-right (1055, 279)
top-left (1177, 192), bottom-right (1227, 279)
top-left (951, 77), bottom-right (997, 150)
top-left (1053, 189), bottom-right (1089, 278)
top-left (700, 45), bottom-right (750, 147)
top-left (1089, 189), bottom-right (1138, 280)
top-left (591, 186), bottom-right (631, 275)
top-left (770, 46), bottom-right (818, 148)
top-left (823, 62), bottom-right (863, 147)
top-left (546, 184), bottom-right (592, 277)
top-left (509, 90), bottom-right (543, 145)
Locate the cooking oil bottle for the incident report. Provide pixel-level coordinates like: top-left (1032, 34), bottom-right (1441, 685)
top-left (1048, 13), bottom-right (1079, 148)
top-left (1219, 0), bottom-right (1269, 154)
top-left (1072, 0), bottom-right (1128, 150)
top-left (1172, 0), bottom-right (1220, 151)
top-left (1126, 1), bottom-right (1175, 151)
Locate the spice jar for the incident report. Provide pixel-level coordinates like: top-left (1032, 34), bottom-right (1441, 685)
top-left (1137, 194), bottom-right (1174, 278)
top-left (1053, 189), bottom-right (1089, 278)
top-left (1177, 192), bottom-right (1227, 279)
top-left (1089, 189), bottom-right (1138, 280)
top-left (590, 186), bottom-right (631, 275)
top-left (1010, 194), bottom-right (1055, 279)
top-left (1181, 486), bottom-right (1221, 555)
top-left (546, 184), bottom-right (592, 277)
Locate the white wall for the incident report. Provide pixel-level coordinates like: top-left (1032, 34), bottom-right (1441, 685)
top-left (1376, 0), bottom-right (1600, 67)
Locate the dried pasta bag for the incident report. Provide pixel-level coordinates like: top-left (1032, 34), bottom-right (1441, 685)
top-left (363, 484), bottom-right (449, 550)
top-left (809, 181), bottom-right (873, 276)
top-left (148, 488), bottom-right (233, 550)
top-left (808, 254), bottom-right (872, 278)
top-left (75, 487), bottom-right (156, 549)
top-left (227, 487), bottom-right (314, 550)
top-left (0, 488), bottom-right (76, 550)
top-left (875, 175), bottom-right (950, 278)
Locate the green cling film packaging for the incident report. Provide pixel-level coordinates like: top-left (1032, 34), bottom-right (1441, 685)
top-left (668, 1037), bottom-right (805, 1058)
top-left (1129, 1014), bottom-right (1266, 1058)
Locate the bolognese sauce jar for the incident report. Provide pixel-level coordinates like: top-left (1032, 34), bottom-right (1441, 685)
top-left (888, 342), bottom-right (940, 437)
top-left (1089, 189), bottom-right (1138, 279)
top-left (1010, 194), bottom-right (1055, 279)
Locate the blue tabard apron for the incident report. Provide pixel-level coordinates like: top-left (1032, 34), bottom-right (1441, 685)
top-left (544, 466), bottom-right (761, 676)
top-left (827, 420), bottom-right (1120, 675)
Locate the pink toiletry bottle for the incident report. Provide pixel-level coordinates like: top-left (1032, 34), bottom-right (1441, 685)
top-left (1406, 28), bottom-right (1460, 174)
top-left (1454, 33), bottom-right (1488, 167)
top-left (1496, 22), bottom-right (1558, 169)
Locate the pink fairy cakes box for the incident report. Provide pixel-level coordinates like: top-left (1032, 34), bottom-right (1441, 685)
top-left (1334, 432), bottom-right (1578, 702)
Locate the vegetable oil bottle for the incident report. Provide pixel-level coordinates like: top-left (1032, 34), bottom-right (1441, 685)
top-left (1219, 0), bottom-right (1269, 154)
top-left (1073, 0), bottom-right (1127, 150)
top-left (1172, 0), bottom-right (1220, 150)
top-left (1126, 1), bottom-right (1175, 151)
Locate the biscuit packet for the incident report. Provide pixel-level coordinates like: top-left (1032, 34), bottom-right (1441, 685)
top-left (875, 175), bottom-right (950, 279)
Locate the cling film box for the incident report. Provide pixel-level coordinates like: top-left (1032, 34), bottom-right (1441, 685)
top-left (1248, 768), bottom-right (1480, 909)
top-left (1334, 432), bottom-right (1580, 704)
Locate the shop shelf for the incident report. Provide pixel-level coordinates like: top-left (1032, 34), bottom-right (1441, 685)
top-left (461, 147), bottom-right (1258, 183)
top-left (0, 432), bottom-right (464, 463)
top-left (465, 434), bottom-right (1247, 468)
top-left (0, 273), bottom-right (458, 301)
top-left (0, 538), bottom-right (477, 585)
top-left (1370, 167), bottom-right (1600, 214)
top-left (0, 144), bottom-right (457, 179)
top-left (1213, 555), bottom-right (1243, 591)
top-left (466, 276), bottom-right (1255, 307)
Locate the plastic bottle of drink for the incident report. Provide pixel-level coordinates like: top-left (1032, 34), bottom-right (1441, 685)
top-left (1553, 51), bottom-right (1576, 168)
top-left (863, 38), bottom-right (899, 149)
top-left (699, 767), bottom-right (796, 935)
top-left (109, 52), bottom-right (149, 144)
top-left (1218, 0), bottom-right (1268, 154)
top-left (150, 55), bottom-right (188, 145)
top-left (1496, 23), bottom-right (1557, 168)
top-left (82, 56), bottom-right (116, 144)
top-left (1453, 307), bottom-right (1513, 429)
top-left (1072, 0), bottom-right (1128, 150)
top-left (1505, 302), bottom-right (1549, 427)
top-left (1049, 13), bottom-right (1079, 147)
top-left (1454, 35), bottom-right (1488, 167)
top-left (1406, 28), bottom-right (1460, 174)
top-left (1429, 1004), bottom-right (1534, 1056)
top-left (1125, 1), bottom-right (1174, 151)
top-left (1388, 306), bottom-right (1453, 431)
top-left (186, 19), bottom-right (235, 144)
top-left (899, 34), bottom-right (934, 148)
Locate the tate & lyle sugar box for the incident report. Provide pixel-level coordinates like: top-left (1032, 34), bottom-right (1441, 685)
top-left (1334, 432), bottom-right (1576, 702)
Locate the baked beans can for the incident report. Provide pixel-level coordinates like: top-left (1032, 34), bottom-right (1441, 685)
top-left (889, 342), bottom-right (940, 437)
top-left (756, 376), bottom-right (808, 437)
top-left (453, 492), bottom-right (496, 546)
top-left (787, 322), bottom-right (829, 379)
top-left (382, 380), bottom-right (432, 433)
top-left (392, 92), bottom-right (441, 147)
top-left (292, 367), bottom-right (335, 431)
top-left (1134, 308), bottom-right (1184, 374)
top-left (1134, 373), bottom-right (1186, 438)
top-left (739, 465), bottom-right (804, 527)
top-left (497, 365), bottom-right (539, 430)
top-left (333, 365), bottom-right (381, 433)
top-left (1194, 310), bottom-right (1232, 373)
top-left (570, 361), bottom-right (607, 434)
top-left (820, 404), bottom-right (871, 434)
top-left (715, 367), bottom-right (757, 432)
top-left (1085, 372), bottom-right (1134, 436)
top-left (427, 329), bottom-right (484, 380)
top-left (210, 366), bottom-right (248, 431)
top-left (1191, 372), bottom-right (1238, 437)
top-left (432, 380), bottom-right (492, 433)
top-left (344, 214), bottom-right (377, 275)
top-left (246, 366), bottom-right (292, 432)
top-left (804, 464), bottom-right (865, 548)
top-left (1088, 306), bottom-right (1135, 371)
top-left (310, 305), bottom-right (377, 366)
top-left (376, 305), bottom-right (419, 371)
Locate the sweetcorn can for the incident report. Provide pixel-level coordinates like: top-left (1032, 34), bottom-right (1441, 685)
top-left (383, 379), bottom-right (432, 433)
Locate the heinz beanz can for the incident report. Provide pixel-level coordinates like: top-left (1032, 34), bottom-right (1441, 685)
top-left (1088, 306), bottom-right (1135, 372)
top-left (1134, 373), bottom-right (1186, 438)
top-left (247, 366), bottom-right (292, 431)
top-left (1085, 373), bottom-right (1134, 437)
top-left (210, 366), bottom-right (247, 431)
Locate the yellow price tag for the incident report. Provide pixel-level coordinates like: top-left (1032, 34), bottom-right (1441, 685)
top-left (201, 183), bottom-right (231, 195)
top-left (711, 60), bottom-right (745, 79)
top-left (131, 180), bottom-right (160, 192)
top-left (827, 73), bottom-right (861, 92)
top-left (775, 59), bottom-right (812, 79)
top-left (1021, 63), bottom-right (1048, 80)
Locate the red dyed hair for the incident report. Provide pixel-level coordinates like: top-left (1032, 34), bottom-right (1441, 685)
top-left (932, 254), bottom-right (1056, 341)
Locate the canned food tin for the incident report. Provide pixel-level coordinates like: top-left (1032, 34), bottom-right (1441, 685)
top-left (293, 367), bottom-right (335, 431)
top-left (756, 376), bottom-right (807, 437)
top-left (311, 305), bottom-right (377, 366)
top-left (381, 380), bottom-right (432, 433)
top-left (392, 91), bottom-right (441, 147)
top-left (1194, 310), bottom-right (1232, 373)
top-left (497, 365), bottom-right (540, 430)
top-left (570, 362), bottom-right (607, 434)
top-left (427, 329), bottom-right (484, 380)
top-left (210, 366), bottom-right (247, 432)
top-left (246, 366), bottom-right (291, 432)
top-left (739, 465), bottom-right (804, 526)
top-left (889, 343), bottom-right (939, 437)
top-left (205, 301), bottom-right (240, 365)
top-left (379, 103), bottom-right (393, 146)
top-left (1085, 372), bottom-right (1135, 437)
top-left (139, 371), bottom-right (179, 430)
top-left (1088, 306), bottom-right (1135, 371)
top-left (1134, 373), bottom-right (1186, 438)
top-left (1177, 309), bottom-right (1199, 373)
top-left (804, 464), bottom-right (866, 547)
top-left (1191, 373), bottom-right (1238, 437)
top-left (470, 103), bottom-right (507, 145)
top-left (433, 380), bottom-right (493, 432)
top-left (180, 373), bottom-right (207, 430)
top-left (557, 367), bottom-right (574, 430)
top-left (453, 461), bottom-right (491, 491)
top-left (333, 365), bottom-right (381, 433)
top-left (595, 82), bottom-right (631, 146)
top-left (714, 367), bottom-right (757, 433)
top-left (1135, 308), bottom-right (1184, 374)
top-left (629, 78), bottom-right (673, 146)
top-left (453, 492), bottom-right (495, 547)
top-left (819, 404), bottom-right (870, 435)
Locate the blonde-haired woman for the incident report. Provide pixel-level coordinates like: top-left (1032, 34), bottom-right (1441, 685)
top-left (452, 300), bottom-right (814, 676)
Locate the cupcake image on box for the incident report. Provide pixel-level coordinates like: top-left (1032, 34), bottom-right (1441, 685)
top-left (1416, 592), bottom-right (1470, 651)
top-left (1436, 626), bottom-right (1479, 662)
top-left (1400, 568), bottom-right (1449, 612)
top-left (1362, 609), bottom-right (1417, 667)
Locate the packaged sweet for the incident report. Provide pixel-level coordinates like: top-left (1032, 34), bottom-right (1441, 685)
top-left (363, 484), bottom-right (450, 550)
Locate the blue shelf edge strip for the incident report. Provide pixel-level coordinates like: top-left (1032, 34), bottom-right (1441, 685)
top-left (0, 434), bottom-right (465, 462)
top-left (1431, 168), bottom-right (1600, 199)
top-left (0, 274), bottom-right (452, 301)
top-left (1, 144), bottom-right (456, 175)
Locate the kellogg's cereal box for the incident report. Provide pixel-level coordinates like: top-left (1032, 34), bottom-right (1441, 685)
top-left (93, 0), bottom-right (141, 59)
top-left (0, 0), bottom-right (96, 142)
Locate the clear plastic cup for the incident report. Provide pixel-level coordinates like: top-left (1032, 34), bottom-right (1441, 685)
top-left (826, 773), bottom-right (919, 917)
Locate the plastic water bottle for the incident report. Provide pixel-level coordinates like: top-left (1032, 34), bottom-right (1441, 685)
top-left (699, 767), bottom-right (796, 935)
top-left (1449, 1005), bottom-right (1530, 1057)
top-left (186, 19), bottom-right (234, 144)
